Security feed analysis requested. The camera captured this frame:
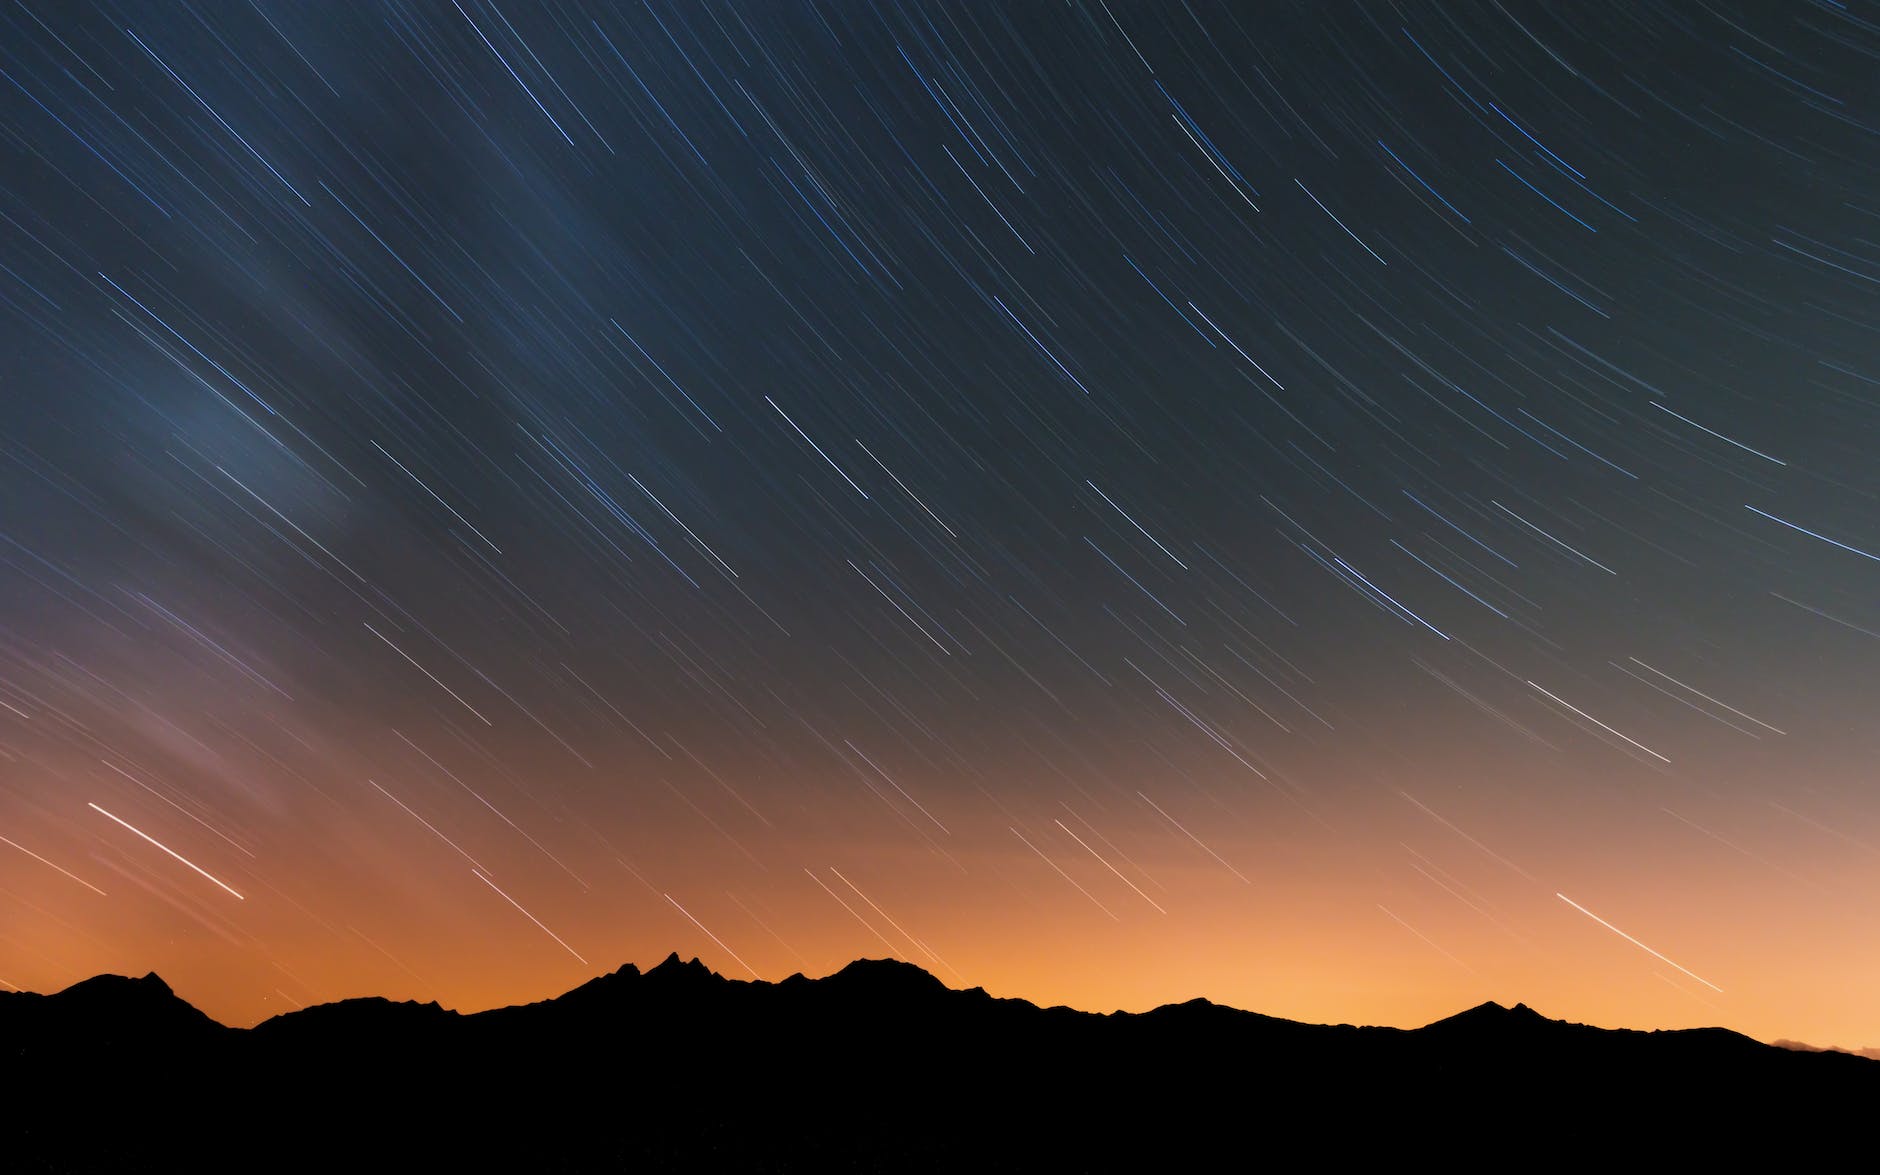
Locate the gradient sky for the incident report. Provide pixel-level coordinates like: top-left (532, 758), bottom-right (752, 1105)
top-left (2, 1), bottom-right (1877, 1049)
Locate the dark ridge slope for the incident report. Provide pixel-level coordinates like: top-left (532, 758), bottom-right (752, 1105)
top-left (7, 958), bottom-right (1872, 1171)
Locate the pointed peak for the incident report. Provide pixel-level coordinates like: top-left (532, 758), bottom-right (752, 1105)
top-left (549, 962), bottom-right (643, 1006)
top-left (1424, 1000), bottom-right (1549, 1031)
top-left (41, 971), bottom-right (227, 1035)
top-left (646, 952), bottom-right (715, 981)
top-left (57, 971), bottom-right (180, 1002)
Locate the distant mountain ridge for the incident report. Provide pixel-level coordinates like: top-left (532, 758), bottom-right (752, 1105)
top-left (6, 954), bottom-right (1873, 1170)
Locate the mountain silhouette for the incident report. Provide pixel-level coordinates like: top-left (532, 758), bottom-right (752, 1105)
top-left (6, 958), bottom-right (1872, 1170)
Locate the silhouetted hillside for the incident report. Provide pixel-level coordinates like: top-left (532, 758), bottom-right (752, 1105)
top-left (6, 956), bottom-right (1872, 1170)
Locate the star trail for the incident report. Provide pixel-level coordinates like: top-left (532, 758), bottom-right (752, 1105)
top-left (1, 2), bottom-right (1876, 1051)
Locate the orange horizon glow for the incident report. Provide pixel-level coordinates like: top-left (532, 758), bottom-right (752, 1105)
top-left (9, 734), bottom-right (1877, 1055)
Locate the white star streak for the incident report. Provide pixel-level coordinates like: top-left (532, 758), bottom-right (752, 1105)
top-left (1624, 657), bottom-right (1787, 735)
top-left (828, 867), bottom-right (960, 980)
top-left (766, 395), bottom-right (869, 499)
top-left (1398, 791), bottom-right (1539, 883)
top-left (1556, 893), bottom-right (1723, 992)
top-left (1087, 481), bottom-right (1188, 569)
top-left (472, 869), bottom-right (586, 965)
top-left (364, 622), bottom-right (491, 725)
top-left (1137, 793), bottom-right (1249, 884)
top-left (1491, 500), bottom-right (1616, 574)
top-left (664, 893), bottom-right (759, 978)
top-left (844, 740), bottom-right (950, 834)
top-left (1527, 681), bottom-right (1670, 763)
top-left (1650, 402), bottom-right (1785, 465)
top-left (804, 868), bottom-right (902, 953)
top-left (1010, 827), bottom-right (1118, 920)
top-left (88, 803), bottom-right (243, 899)
top-left (368, 779), bottom-right (486, 871)
top-left (1378, 904), bottom-right (1474, 971)
top-left (855, 439), bottom-right (956, 537)
top-left (0, 833), bottom-right (107, 896)
top-left (371, 440), bottom-right (501, 553)
top-left (1295, 177), bottom-right (1387, 264)
top-left (1054, 819), bottom-right (1167, 914)
top-left (1745, 504), bottom-right (1880, 564)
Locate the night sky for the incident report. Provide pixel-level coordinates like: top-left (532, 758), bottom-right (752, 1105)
top-left (3, 1), bottom-right (1877, 1049)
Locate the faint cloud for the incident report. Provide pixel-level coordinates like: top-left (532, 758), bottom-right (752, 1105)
top-left (1770, 1039), bottom-right (1880, 1062)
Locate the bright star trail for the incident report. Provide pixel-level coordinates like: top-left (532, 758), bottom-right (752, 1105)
top-left (1556, 893), bottom-right (1723, 994)
top-left (87, 804), bottom-right (245, 901)
top-left (1, 3), bottom-right (1876, 1054)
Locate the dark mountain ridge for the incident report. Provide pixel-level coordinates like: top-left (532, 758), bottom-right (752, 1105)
top-left (6, 955), bottom-right (1872, 1170)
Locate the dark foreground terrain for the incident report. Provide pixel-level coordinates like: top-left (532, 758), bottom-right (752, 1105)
top-left (6, 955), bottom-right (1873, 1170)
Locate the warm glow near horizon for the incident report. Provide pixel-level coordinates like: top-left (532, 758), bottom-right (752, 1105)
top-left (14, 736), bottom-right (1880, 1052)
